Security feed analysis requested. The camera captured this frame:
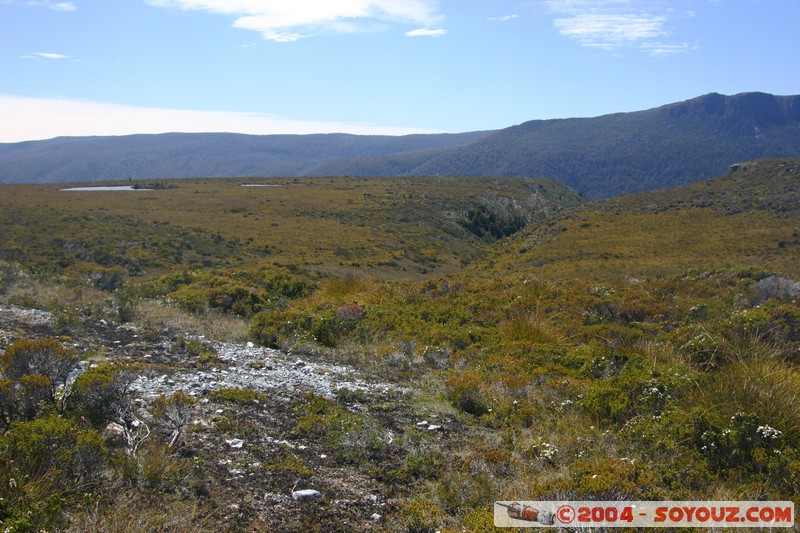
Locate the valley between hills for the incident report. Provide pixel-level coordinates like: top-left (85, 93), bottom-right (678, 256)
top-left (1, 156), bottom-right (799, 528)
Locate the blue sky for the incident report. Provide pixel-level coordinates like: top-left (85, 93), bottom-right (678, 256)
top-left (1, 0), bottom-right (798, 142)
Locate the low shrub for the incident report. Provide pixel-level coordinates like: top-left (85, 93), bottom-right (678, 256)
top-left (68, 363), bottom-right (137, 428)
top-left (0, 338), bottom-right (78, 400)
top-left (1, 414), bottom-right (106, 483)
top-left (445, 372), bottom-right (489, 416)
top-left (294, 393), bottom-right (389, 464)
top-left (150, 268), bottom-right (316, 317)
top-left (173, 336), bottom-right (219, 366)
top-left (388, 497), bottom-right (444, 533)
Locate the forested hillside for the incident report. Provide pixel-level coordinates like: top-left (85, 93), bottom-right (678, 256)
top-left (314, 92), bottom-right (800, 198)
top-left (0, 131), bottom-right (492, 184)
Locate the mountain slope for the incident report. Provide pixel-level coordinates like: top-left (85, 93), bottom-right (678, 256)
top-left (487, 157), bottom-right (800, 281)
top-left (0, 130), bottom-right (493, 184)
top-left (310, 92), bottom-right (800, 198)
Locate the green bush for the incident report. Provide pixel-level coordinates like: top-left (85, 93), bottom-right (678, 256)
top-left (462, 203), bottom-right (527, 239)
top-left (173, 336), bottom-right (219, 366)
top-left (691, 411), bottom-right (790, 476)
top-left (68, 363), bottom-right (136, 427)
top-left (294, 393), bottom-right (388, 464)
top-left (0, 414), bottom-right (107, 530)
top-left (445, 372), bottom-right (488, 416)
top-left (581, 370), bottom-right (662, 425)
top-left (250, 304), bottom-right (367, 348)
top-left (389, 497), bottom-right (444, 533)
top-left (150, 268), bottom-right (316, 317)
top-left (250, 309), bottom-right (297, 348)
top-left (18, 374), bottom-right (52, 419)
top-left (0, 338), bottom-right (78, 402)
top-left (208, 386), bottom-right (265, 404)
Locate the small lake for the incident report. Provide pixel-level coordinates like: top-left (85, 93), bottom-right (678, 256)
top-left (61, 186), bottom-right (154, 191)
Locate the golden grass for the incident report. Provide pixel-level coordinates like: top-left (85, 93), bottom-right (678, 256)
top-left (692, 336), bottom-right (800, 442)
top-left (495, 208), bottom-right (800, 282)
top-left (498, 308), bottom-right (564, 345)
top-left (135, 299), bottom-right (250, 342)
top-left (2, 176), bottom-right (571, 281)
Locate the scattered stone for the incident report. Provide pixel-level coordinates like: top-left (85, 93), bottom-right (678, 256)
top-left (427, 425), bottom-right (442, 431)
top-left (225, 438), bottom-right (244, 449)
top-left (292, 489), bottom-right (321, 501)
top-left (264, 492), bottom-right (286, 504)
top-left (371, 513), bottom-right (382, 522)
top-left (416, 420), bottom-right (429, 427)
top-left (127, 339), bottom-right (406, 401)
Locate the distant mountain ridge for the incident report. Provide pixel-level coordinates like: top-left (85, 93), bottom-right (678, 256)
top-left (311, 92), bottom-right (800, 198)
top-left (0, 131), bottom-right (494, 185)
top-left (2, 92), bottom-right (799, 198)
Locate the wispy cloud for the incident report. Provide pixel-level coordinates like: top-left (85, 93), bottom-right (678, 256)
top-left (545, 0), bottom-right (693, 56)
top-left (11, 0), bottom-right (76, 10)
top-left (0, 94), bottom-right (440, 143)
top-left (488, 14), bottom-right (518, 22)
top-left (553, 12), bottom-right (667, 48)
top-left (19, 52), bottom-right (71, 59)
top-left (404, 28), bottom-right (445, 37)
top-left (640, 41), bottom-right (696, 56)
top-left (146, 0), bottom-right (444, 42)
top-left (41, 1), bottom-right (74, 10)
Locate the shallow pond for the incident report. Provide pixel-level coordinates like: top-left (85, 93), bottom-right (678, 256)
top-left (61, 186), bottom-right (154, 191)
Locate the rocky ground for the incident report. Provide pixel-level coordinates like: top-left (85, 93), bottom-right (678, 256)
top-left (0, 303), bottom-right (456, 531)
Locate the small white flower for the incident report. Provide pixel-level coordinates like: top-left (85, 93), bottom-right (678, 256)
top-left (756, 425), bottom-right (782, 441)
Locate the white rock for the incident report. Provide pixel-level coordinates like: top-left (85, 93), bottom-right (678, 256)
top-left (416, 421), bottom-right (429, 427)
top-left (225, 438), bottom-right (244, 448)
top-left (427, 425), bottom-right (442, 431)
top-left (371, 513), bottom-right (382, 522)
top-left (102, 422), bottom-right (126, 444)
top-left (292, 489), bottom-right (321, 501)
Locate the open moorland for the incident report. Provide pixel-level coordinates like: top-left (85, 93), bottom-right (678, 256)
top-left (1, 159), bottom-right (799, 531)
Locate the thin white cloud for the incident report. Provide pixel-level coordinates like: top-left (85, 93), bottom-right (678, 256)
top-left (554, 12), bottom-right (666, 49)
top-left (404, 28), bottom-right (445, 37)
top-left (31, 52), bottom-right (71, 59)
top-left (545, 0), bottom-right (692, 56)
top-left (0, 94), bottom-right (440, 143)
top-left (47, 1), bottom-right (74, 10)
top-left (640, 41), bottom-right (697, 56)
top-left (23, 0), bottom-right (75, 10)
top-left (146, 0), bottom-right (444, 42)
top-left (488, 14), bottom-right (518, 22)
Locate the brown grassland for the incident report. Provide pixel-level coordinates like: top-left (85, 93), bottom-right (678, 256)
top-left (0, 159), bottom-right (799, 531)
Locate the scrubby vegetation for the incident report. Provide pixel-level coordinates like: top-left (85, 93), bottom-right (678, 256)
top-left (0, 159), bottom-right (798, 530)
